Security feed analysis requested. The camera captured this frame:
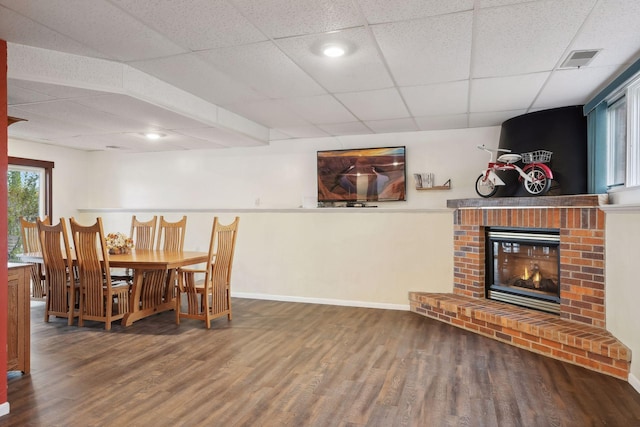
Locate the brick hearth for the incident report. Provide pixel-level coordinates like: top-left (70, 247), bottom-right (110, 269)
top-left (409, 195), bottom-right (631, 380)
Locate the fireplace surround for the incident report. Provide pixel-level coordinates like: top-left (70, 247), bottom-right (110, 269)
top-left (449, 195), bottom-right (606, 327)
top-left (409, 194), bottom-right (631, 380)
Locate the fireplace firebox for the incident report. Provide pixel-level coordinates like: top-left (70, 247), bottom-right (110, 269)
top-left (486, 227), bottom-right (560, 314)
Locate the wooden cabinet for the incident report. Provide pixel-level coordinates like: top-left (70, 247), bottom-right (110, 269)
top-left (7, 263), bottom-right (30, 374)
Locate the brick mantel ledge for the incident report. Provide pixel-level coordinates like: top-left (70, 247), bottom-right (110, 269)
top-left (410, 292), bottom-right (630, 380)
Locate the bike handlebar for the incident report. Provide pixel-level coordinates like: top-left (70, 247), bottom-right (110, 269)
top-left (477, 144), bottom-right (511, 153)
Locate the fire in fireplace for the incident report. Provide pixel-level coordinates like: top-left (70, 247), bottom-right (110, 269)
top-left (486, 227), bottom-right (560, 314)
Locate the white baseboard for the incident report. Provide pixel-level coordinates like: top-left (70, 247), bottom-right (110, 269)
top-left (231, 292), bottom-right (409, 311)
top-left (629, 372), bottom-right (640, 394)
top-left (0, 402), bottom-right (10, 417)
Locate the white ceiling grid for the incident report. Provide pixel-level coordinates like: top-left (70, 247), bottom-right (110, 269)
top-left (0, 0), bottom-right (638, 152)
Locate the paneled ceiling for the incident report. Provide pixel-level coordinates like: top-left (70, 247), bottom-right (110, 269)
top-left (2, 0), bottom-right (640, 152)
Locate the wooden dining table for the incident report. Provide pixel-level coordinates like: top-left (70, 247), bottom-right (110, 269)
top-left (19, 250), bottom-right (208, 326)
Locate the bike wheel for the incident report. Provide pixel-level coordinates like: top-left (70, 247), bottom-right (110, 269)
top-left (524, 166), bottom-right (551, 195)
top-left (476, 174), bottom-right (498, 198)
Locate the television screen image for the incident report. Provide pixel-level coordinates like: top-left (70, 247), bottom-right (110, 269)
top-left (317, 146), bottom-right (406, 203)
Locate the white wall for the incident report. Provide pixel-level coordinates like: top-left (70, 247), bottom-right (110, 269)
top-left (82, 127), bottom-right (501, 210)
top-left (10, 127), bottom-right (500, 309)
top-left (605, 211), bottom-right (640, 385)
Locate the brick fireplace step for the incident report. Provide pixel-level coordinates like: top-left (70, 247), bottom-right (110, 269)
top-left (409, 292), bottom-right (630, 380)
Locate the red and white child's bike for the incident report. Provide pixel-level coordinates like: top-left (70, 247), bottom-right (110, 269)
top-left (475, 145), bottom-right (553, 198)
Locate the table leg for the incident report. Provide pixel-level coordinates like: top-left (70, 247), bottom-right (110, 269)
top-left (121, 268), bottom-right (176, 326)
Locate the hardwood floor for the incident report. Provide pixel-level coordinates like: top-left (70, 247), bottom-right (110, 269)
top-left (2, 298), bottom-right (640, 426)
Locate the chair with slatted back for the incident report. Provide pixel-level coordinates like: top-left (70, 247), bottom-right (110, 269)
top-left (156, 216), bottom-right (186, 251)
top-left (111, 215), bottom-right (158, 283)
top-left (154, 216), bottom-right (187, 302)
top-left (131, 215), bottom-right (157, 251)
top-left (176, 217), bottom-right (239, 328)
top-left (20, 216), bottom-right (50, 298)
top-left (69, 217), bottom-right (131, 331)
top-left (37, 218), bottom-right (79, 325)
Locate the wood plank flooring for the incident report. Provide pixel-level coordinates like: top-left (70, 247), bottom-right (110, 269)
top-left (2, 298), bottom-right (640, 426)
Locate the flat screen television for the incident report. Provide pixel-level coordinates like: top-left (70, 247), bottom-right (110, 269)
top-left (317, 146), bottom-right (406, 204)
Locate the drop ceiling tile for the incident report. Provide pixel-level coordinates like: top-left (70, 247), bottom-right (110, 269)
top-left (269, 129), bottom-right (293, 140)
top-left (473, 0), bottom-right (597, 77)
top-left (226, 99), bottom-right (310, 128)
top-left (276, 27), bottom-right (394, 93)
top-left (415, 114), bottom-right (468, 131)
top-left (471, 73), bottom-right (549, 112)
top-left (477, 0), bottom-right (533, 7)
top-left (469, 110), bottom-right (526, 128)
top-left (15, 99), bottom-right (152, 133)
top-left (40, 135), bottom-right (115, 151)
top-left (8, 79), bottom-right (108, 101)
top-left (317, 121), bottom-right (373, 136)
top-left (273, 126), bottom-right (330, 139)
top-left (278, 95), bottom-right (357, 124)
top-left (175, 127), bottom-right (264, 148)
top-left (162, 135), bottom-right (229, 151)
top-left (8, 106), bottom-right (106, 139)
top-left (57, 132), bottom-right (216, 152)
top-left (129, 53), bottom-right (266, 106)
top-left (0, 0), bottom-right (187, 61)
top-left (364, 118), bottom-right (419, 133)
top-left (198, 41), bottom-right (326, 99)
top-left (335, 88), bottom-right (409, 121)
top-left (533, 66), bottom-right (621, 110)
top-left (7, 81), bottom-right (56, 105)
top-left (401, 81), bottom-right (469, 117)
top-left (0, 5), bottom-right (107, 59)
top-left (232, 0), bottom-right (362, 38)
top-left (72, 94), bottom-right (220, 131)
top-left (112, 0), bottom-right (266, 51)
top-left (371, 12), bottom-right (473, 86)
top-left (358, 0), bottom-right (474, 24)
top-left (567, 0), bottom-right (640, 68)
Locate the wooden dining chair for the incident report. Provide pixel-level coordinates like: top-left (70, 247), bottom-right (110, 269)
top-left (131, 215), bottom-right (157, 250)
top-left (156, 215), bottom-right (187, 251)
top-left (111, 215), bottom-right (158, 283)
top-left (20, 216), bottom-right (50, 298)
top-left (37, 218), bottom-right (79, 325)
top-left (69, 217), bottom-right (131, 331)
top-left (176, 217), bottom-right (239, 328)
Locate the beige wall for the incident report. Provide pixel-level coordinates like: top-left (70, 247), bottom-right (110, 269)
top-left (76, 209), bottom-right (453, 308)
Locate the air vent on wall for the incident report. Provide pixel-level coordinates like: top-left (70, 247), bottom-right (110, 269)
top-left (560, 50), bottom-right (600, 69)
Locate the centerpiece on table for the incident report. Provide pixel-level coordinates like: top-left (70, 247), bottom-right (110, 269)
top-left (105, 232), bottom-right (134, 255)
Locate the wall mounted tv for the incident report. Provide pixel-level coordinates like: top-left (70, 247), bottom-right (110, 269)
top-left (317, 146), bottom-right (406, 204)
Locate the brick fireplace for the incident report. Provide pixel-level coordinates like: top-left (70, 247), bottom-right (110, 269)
top-left (409, 195), bottom-right (631, 380)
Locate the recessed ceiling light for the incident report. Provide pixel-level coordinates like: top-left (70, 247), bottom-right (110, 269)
top-left (311, 38), bottom-right (355, 58)
top-left (323, 45), bottom-right (346, 58)
top-left (143, 132), bottom-right (165, 140)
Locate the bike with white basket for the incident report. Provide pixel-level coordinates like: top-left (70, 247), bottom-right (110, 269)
top-left (475, 145), bottom-right (554, 198)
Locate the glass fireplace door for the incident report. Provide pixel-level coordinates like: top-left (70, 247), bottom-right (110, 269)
top-left (487, 229), bottom-right (560, 313)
